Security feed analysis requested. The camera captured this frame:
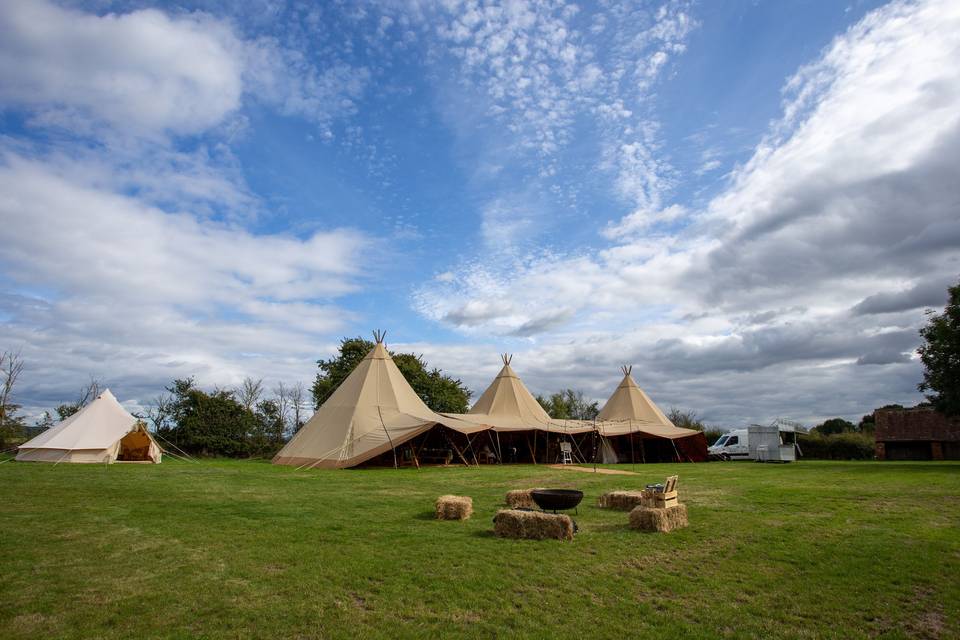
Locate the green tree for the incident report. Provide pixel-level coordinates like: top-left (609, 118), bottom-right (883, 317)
top-left (251, 398), bottom-right (286, 456)
top-left (159, 378), bottom-right (258, 457)
top-left (667, 407), bottom-right (705, 431)
top-left (918, 279), bottom-right (960, 415)
top-left (813, 418), bottom-right (856, 435)
top-left (311, 338), bottom-right (471, 413)
top-left (536, 390), bottom-right (599, 420)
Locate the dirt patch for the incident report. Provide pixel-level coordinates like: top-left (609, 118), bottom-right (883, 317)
top-left (450, 610), bottom-right (482, 623)
top-left (352, 593), bottom-right (370, 610)
top-left (548, 464), bottom-right (638, 475)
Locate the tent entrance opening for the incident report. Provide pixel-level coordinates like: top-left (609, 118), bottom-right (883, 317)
top-left (118, 430), bottom-right (153, 461)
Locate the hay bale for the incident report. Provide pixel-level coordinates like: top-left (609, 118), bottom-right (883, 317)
top-left (505, 488), bottom-right (543, 509)
top-left (435, 495), bottom-right (473, 520)
top-left (628, 503), bottom-right (689, 533)
top-left (598, 490), bottom-right (645, 510)
top-left (493, 509), bottom-right (574, 541)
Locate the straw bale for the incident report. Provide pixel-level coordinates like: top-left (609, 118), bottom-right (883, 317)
top-left (505, 488), bottom-right (543, 509)
top-left (493, 509), bottom-right (574, 541)
top-left (628, 503), bottom-right (689, 533)
top-left (598, 490), bottom-right (645, 510)
top-left (435, 495), bottom-right (473, 520)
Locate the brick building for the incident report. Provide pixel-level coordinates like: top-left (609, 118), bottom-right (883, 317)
top-left (875, 407), bottom-right (960, 460)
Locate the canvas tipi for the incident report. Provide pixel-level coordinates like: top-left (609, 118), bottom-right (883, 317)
top-left (596, 366), bottom-right (707, 462)
top-left (456, 355), bottom-right (592, 434)
top-left (273, 334), bottom-right (487, 469)
top-left (16, 389), bottom-right (162, 463)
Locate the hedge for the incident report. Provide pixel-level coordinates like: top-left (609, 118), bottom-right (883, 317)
top-left (798, 432), bottom-right (874, 460)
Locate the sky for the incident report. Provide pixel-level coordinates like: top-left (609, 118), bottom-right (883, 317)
top-left (1, 0), bottom-right (958, 428)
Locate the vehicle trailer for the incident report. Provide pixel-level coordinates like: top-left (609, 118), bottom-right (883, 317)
top-left (708, 424), bottom-right (797, 462)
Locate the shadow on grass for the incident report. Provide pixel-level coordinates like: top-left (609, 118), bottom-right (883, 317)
top-left (471, 529), bottom-right (496, 538)
top-left (414, 510), bottom-right (437, 521)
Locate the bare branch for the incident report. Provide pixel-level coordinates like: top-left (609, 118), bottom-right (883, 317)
top-left (236, 377), bottom-right (264, 412)
top-left (0, 349), bottom-right (25, 427)
top-left (288, 381), bottom-right (306, 435)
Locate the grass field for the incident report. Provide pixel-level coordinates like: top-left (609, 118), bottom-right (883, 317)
top-left (1, 459), bottom-right (958, 639)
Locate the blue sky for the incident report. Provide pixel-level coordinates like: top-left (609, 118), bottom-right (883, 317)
top-left (1, 0), bottom-right (958, 426)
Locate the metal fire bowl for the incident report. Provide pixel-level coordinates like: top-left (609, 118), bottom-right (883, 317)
top-left (530, 489), bottom-right (584, 512)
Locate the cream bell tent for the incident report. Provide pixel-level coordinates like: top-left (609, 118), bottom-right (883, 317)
top-left (451, 355), bottom-right (594, 463)
top-left (16, 389), bottom-right (162, 463)
top-left (273, 335), bottom-right (487, 469)
top-left (596, 366), bottom-right (707, 462)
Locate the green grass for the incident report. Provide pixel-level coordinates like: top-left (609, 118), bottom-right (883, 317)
top-left (1, 459), bottom-right (958, 639)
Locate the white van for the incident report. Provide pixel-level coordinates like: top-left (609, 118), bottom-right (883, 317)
top-left (709, 425), bottom-right (798, 462)
top-left (708, 429), bottom-right (749, 459)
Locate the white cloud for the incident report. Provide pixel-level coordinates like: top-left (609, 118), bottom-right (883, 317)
top-left (0, 0), bottom-right (372, 141)
top-left (0, 152), bottom-right (369, 305)
top-left (0, 0), bottom-right (244, 137)
top-left (414, 0), bottom-right (960, 424)
top-left (0, 150), bottom-right (373, 414)
top-left (243, 37), bottom-right (371, 135)
top-left (0, 0), bottom-right (384, 418)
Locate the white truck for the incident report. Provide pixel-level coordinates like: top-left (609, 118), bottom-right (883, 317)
top-left (709, 424), bottom-right (798, 462)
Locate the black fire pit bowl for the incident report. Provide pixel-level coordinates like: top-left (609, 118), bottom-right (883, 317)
top-left (530, 489), bottom-right (584, 513)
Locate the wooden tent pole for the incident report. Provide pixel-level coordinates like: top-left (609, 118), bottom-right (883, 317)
top-left (446, 429), bottom-right (471, 467)
top-left (464, 432), bottom-right (480, 466)
top-left (570, 433), bottom-right (588, 464)
top-left (671, 438), bottom-right (682, 463)
top-left (487, 430), bottom-right (500, 464)
top-left (409, 443), bottom-right (420, 469)
top-left (377, 406), bottom-right (398, 469)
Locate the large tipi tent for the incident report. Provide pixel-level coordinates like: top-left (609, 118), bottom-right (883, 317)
top-left (456, 355), bottom-right (593, 434)
top-left (450, 355), bottom-right (594, 463)
top-left (16, 389), bottom-right (162, 463)
top-left (596, 366), bottom-right (707, 462)
top-left (273, 335), bottom-right (487, 469)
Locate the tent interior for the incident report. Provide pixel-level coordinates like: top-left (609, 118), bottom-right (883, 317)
top-left (487, 429), bottom-right (595, 464)
top-left (599, 432), bottom-right (708, 463)
top-left (117, 427), bottom-right (157, 462)
top-left (356, 425), bottom-right (598, 467)
top-left (356, 425), bottom-right (474, 467)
